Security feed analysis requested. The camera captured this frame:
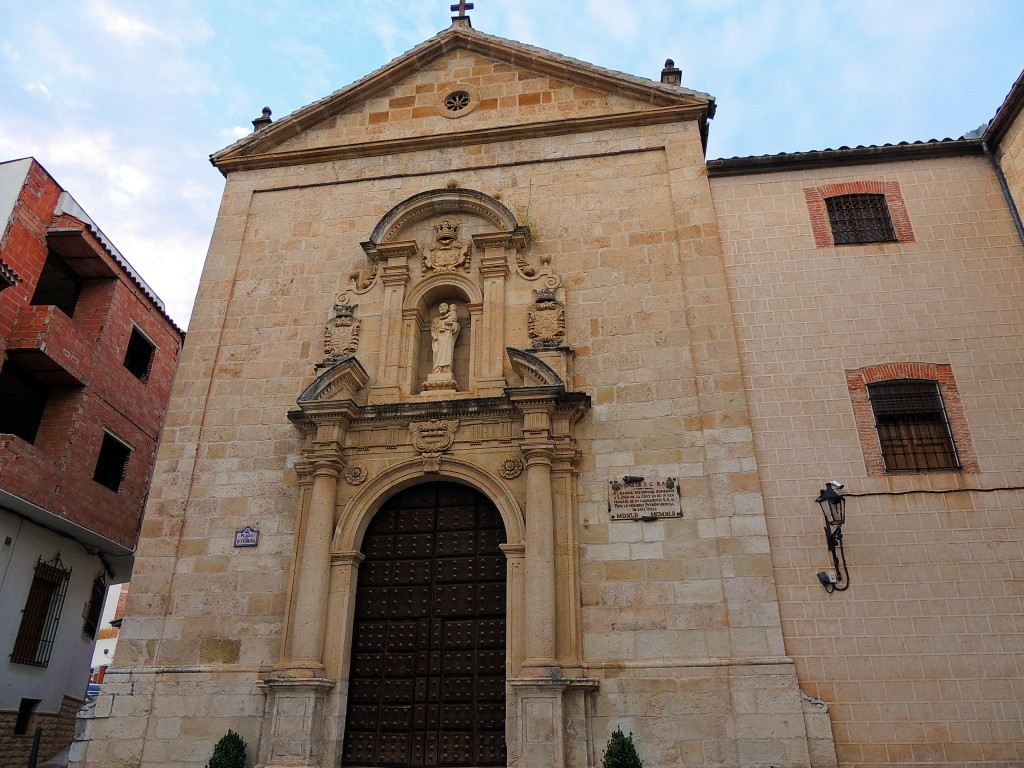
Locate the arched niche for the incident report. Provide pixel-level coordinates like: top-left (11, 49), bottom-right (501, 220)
top-left (403, 274), bottom-right (483, 394)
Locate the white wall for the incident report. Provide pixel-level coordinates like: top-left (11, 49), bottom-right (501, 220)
top-left (0, 509), bottom-right (107, 712)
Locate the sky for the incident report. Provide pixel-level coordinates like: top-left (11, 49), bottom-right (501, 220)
top-left (1, 0), bottom-right (1021, 328)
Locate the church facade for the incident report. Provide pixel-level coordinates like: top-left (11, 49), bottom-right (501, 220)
top-left (71, 16), bottom-right (1024, 768)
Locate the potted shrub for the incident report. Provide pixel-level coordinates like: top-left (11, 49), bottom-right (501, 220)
top-left (603, 726), bottom-right (643, 768)
top-left (206, 730), bottom-right (246, 768)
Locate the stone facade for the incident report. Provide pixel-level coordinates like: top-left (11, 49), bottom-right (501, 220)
top-left (71, 19), bottom-right (1024, 768)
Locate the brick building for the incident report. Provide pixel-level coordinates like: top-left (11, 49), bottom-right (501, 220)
top-left (71, 15), bottom-right (1024, 768)
top-left (0, 158), bottom-right (183, 767)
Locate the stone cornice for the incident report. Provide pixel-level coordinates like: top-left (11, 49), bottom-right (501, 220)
top-left (214, 106), bottom-right (706, 174)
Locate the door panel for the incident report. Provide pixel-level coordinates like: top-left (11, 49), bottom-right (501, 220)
top-left (343, 482), bottom-right (507, 767)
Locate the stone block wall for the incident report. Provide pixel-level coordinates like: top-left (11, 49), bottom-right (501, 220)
top-left (712, 153), bottom-right (1024, 766)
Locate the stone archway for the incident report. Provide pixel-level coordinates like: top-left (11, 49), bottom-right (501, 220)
top-left (342, 481), bottom-right (507, 767)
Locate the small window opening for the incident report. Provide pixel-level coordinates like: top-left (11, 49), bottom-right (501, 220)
top-left (868, 380), bottom-right (959, 471)
top-left (93, 432), bottom-right (131, 492)
top-left (123, 327), bottom-right (155, 381)
top-left (826, 193), bottom-right (897, 245)
top-left (14, 699), bottom-right (40, 735)
top-left (83, 574), bottom-right (107, 639)
top-left (0, 361), bottom-right (49, 443)
top-left (11, 554), bottom-right (72, 668)
top-left (31, 250), bottom-right (83, 316)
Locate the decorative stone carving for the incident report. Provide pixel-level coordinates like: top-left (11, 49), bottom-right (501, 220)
top-left (499, 456), bottom-right (524, 479)
top-left (344, 465), bottom-right (368, 486)
top-left (422, 302), bottom-right (461, 392)
top-left (507, 348), bottom-right (564, 386)
top-left (409, 418), bottom-right (460, 473)
top-left (346, 251), bottom-right (381, 295)
top-left (528, 288), bottom-right (566, 348)
top-left (323, 304), bottom-right (360, 361)
top-left (423, 218), bottom-right (471, 273)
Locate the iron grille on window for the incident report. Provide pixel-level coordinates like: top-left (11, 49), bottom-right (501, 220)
top-left (825, 193), bottom-right (897, 244)
top-left (11, 554), bottom-right (72, 667)
top-left (868, 380), bottom-right (959, 471)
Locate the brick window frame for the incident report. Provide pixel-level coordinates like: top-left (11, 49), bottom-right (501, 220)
top-left (847, 362), bottom-right (978, 475)
top-left (805, 181), bottom-right (914, 248)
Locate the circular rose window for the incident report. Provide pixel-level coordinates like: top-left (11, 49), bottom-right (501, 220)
top-left (434, 84), bottom-right (480, 118)
top-left (444, 91), bottom-right (472, 112)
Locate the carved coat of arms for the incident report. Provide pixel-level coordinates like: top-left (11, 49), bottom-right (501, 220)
top-left (528, 288), bottom-right (566, 348)
top-left (423, 218), bottom-right (471, 273)
top-left (324, 304), bottom-right (360, 360)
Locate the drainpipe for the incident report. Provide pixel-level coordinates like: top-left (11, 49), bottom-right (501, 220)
top-left (982, 141), bottom-right (1024, 249)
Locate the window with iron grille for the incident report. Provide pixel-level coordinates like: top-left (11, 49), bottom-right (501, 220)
top-left (825, 193), bottom-right (897, 244)
top-left (11, 554), bottom-right (72, 667)
top-left (868, 380), bottom-right (960, 471)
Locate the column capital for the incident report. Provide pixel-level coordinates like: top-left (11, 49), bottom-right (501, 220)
top-left (330, 550), bottom-right (365, 568)
top-left (521, 441), bottom-right (555, 467)
top-left (311, 455), bottom-right (345, 478)
top-left (471, 230), bottom-right (529, 251)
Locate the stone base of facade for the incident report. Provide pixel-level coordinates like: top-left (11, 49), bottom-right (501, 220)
top-left (0, 695), bottom-right (82, 768)
top-left (585, 660), bottom-right (833, 768)
top-left (71, 661), bottom-right (835, 768)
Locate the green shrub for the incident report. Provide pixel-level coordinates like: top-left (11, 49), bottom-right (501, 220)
top-left (603, 726), bottom-right (643, 768)
top-left (206, 730), bottom-right (247, 768)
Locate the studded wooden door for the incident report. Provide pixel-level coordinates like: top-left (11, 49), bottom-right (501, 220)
top-left (343, 482), bottom-right (507, 767)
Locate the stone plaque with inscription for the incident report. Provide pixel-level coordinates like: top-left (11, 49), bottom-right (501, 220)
top-left (608, 477), bottom-right (680, 520)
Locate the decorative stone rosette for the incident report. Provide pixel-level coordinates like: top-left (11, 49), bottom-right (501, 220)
top-left (344, 465), bottom-right (368, 486)
top-left (499, 457), bottom-right (523, 479)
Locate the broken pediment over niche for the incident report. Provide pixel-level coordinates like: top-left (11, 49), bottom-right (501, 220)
top-left (294, 357), bottom-right (369, 411)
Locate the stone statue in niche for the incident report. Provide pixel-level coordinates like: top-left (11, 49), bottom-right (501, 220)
top-left (528, 288), bottom-right (566, 348)
top-left (423, 218), bottom-right (471, 273)
top-left (322, 304), bottom-right (360, 362)
top-left (423, 302), bottom-right (461, 391)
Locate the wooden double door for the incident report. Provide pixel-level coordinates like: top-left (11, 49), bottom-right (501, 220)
top-left (343, 482), bottom-right (508, 767)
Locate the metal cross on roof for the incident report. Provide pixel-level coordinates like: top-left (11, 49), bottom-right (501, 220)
top-left (451, 1), bottom-right (474, 20)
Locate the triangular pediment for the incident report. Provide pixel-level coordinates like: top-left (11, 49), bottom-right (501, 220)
top-left (211, 24), bottom-right (715, 175)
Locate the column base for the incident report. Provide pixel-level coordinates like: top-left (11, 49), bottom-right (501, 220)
top-left (508, 677), bottom-right (599, 768)
top-left (256, 677), bottom-right (334, 768)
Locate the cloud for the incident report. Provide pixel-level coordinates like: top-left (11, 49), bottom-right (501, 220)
top-left (24, 82), bottom-right (51, 99)
top-left (89, 0), bottom-right (166, 46)
top-left (222, 126), bottom-right (250, 141)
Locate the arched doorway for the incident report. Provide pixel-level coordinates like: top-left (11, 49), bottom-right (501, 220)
top-left (343, 482), bottom-right (507, 767)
